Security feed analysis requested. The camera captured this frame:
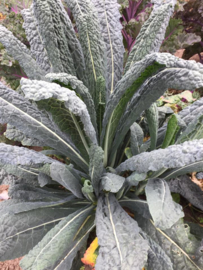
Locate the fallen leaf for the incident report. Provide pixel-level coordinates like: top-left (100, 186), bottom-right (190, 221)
top-left (81, 238), bottom-right (98, 268)
top-left (0, 184), bottom-right (9, 201)
top-left (191, 172), bottom-right (203, 191)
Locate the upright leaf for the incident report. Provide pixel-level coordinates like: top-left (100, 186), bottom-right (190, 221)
top-left (92, 0), bottom-right (125, 96)
top-left (124, 0), bottom-right (176, 72)
top-left (102, 55), bottom-right (165, 165)
top-left (145, 103), bottom-right (158, 151)
top-left (0, 25), bottom-right (45, 79)
top-left (95, 194), bottom-right (149, 269)
top-left (21, 4), bottom-right (51, 73)
top-left (145, 178), bottom-right (184, 229)
top-left (89, 145), bottom-right (104, 196)
top-left (162, 114), bottom-right (179, 148)
top-left (130, 122), bottom-right (144, 155)
top-left (65, 0), bottom-right (104, 99)
top-left (32, 0), bottom-right (76, 75)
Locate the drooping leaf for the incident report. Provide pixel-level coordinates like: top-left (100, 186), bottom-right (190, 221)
top-left (0, 203), bottom-right (82, 261)
top-left (95, 193), bottom-right (149, 269)
top-left (156, 161), bottom-right (203, 180)
top-left (140, 231), bottom-right (174, 270)
top-left (0, 143), bottom-right (53, 166)
top-left (145, 178), bottom-right (184, 229)
top-left (0, 82), bottom-right (88, 172)
top-left (50, 162), bottom-right (83, 199)
top-left (112, 54), bottom-right (203, 158)
top-left (5, 124), bottom-right (43, 146)
top-left (92, 0), bottom-right (125, 97)
top-left (176, 114), bottom-right (203, 144)
top-left (0, 24), bottom-right (45, 79)
top-left (178, 97), bottom-right (203, 124)
top-left (145, 103), bottom-right (158, 151)
top-left (117, 139), bottom-right (203, 173)
top-left (21, 78), bottom-right (98, 146)
top-left (119, 195), bottom-right (151, 219)
top-left (124, 0), bottom-right (176, 72)
top-left (45, 73), bottom-right (97, 131)
top-left (89, 145), bottom-right (104, 196)
top-left (136, 214), bottom-right (203, 270)
top-left (167, 175), bottom-right (203, 211)
top-left (0, 168), bottom-right (22, 186)
top-left (100, 173), bottom-right (125, 193)
top-left (21, 4), bottom-right (51, 73)
top-left (8, 184), bottom-right (69, 202)
top-left (20, 206), bottom-right (95, 270)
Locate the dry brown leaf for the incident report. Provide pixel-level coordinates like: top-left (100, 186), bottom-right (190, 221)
top-left (191, 172), bottom-right (203, 191)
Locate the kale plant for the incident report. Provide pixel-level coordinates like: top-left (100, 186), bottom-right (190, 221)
top-left (0, 0), bottom-right (203, 269)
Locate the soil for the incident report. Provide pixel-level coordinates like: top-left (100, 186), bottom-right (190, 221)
top-left (0, 258), bottom-right (23, 270)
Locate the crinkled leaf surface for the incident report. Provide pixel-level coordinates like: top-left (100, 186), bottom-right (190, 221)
top-left (117, 139), bottom-right (203, 173)
top-left (95, 194), bottom-right (149, 270)
top-left (45, 73), bottom-right (97, 130)
top-left (130, 122), bottom-right (144, 156)
top-left (140, 232), bottom-right (174, 270)
top-left (92, 0), bottom-right (124, 96)
top-left (5, 124), bottom-right (43, 146)
top-left (136, 214), bottom-right (203, 270)
top-left (32, 0), bottom-right (77, 75)
top-left (0, 202), bottom-right (82, 261)
top-left (112, 55), bottom-right (203, 157)
top-left (0, 143), bottom-right (53, 166)
top-left (21, 4), bottom-right (51, 73)
top-left (168, 175), bottom-right (203, 211)
top-left (21, 78), bottom-right (97, 146)
top-left (20, 206), bottom-right (94, 270)
top-left (145, 178), bottom-right (184, 229)
top-left (145, 103), bottom-right (158, 151)
top-left (0, 82), bottom-right (88, 171)
top-left (0, 25), bottom-right (45, 79)
top-left (66, 0), bottom-right (104, 98)
top-left (124, 0), bottom-right (176, 72)
top-left (100, 173), bottom-right (125, 193)
top-left (89, 145), bottom-right (104, 196)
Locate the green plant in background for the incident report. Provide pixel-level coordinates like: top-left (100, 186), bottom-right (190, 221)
top-left (0, 0), bottom-right (30, 89)
top-left (0, 0), bottom-right (203, 269)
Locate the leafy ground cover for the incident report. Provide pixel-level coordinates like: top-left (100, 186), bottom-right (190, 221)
top-left (0, 0), bottom-right (203, 270)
